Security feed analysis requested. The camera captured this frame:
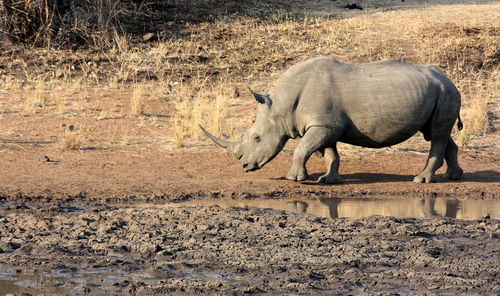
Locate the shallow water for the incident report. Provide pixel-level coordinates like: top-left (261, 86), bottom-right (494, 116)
top-left (0, 267), bottom-right (238, 295)
top-left (0, 268), bottom-right (123, 295)
top-left (162, 197), bottom-right (500, 220)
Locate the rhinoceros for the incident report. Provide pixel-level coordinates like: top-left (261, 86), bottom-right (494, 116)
top-left (200, 57), bottom-right (463, 184)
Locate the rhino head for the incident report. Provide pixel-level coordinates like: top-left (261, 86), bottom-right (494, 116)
top-left (200, 89), bottom-right (289, 172)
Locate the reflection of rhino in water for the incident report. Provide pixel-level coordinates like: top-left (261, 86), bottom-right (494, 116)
top-left (287, 198), bottom-right (478, 219)
top-left (317, 197), bottom-right (462, 219)
top-left (418, 198), bottom-right (459, 218)
top-left (202, 57), bottom-right (464, 184)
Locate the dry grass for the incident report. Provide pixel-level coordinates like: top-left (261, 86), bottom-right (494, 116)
top-left (130, 85), bottom-right (145, 117)
top-left (469, 96), bottom-right (489, 135)
top-left (3, 5), bottom-right (498, 87)
top-left (457, 128), bottom-right (472, 149)
top-left (0, 0), bottom-right (126, 48)
top-left (0, 3), bottom-right (498, 149)
top-left (60, 131), bottom-right (84, 150)
top-left (170, 81), bottom-right (236, 147)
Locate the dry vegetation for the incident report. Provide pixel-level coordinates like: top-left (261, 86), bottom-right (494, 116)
top-left (0, 1), bottom-right (498, 150)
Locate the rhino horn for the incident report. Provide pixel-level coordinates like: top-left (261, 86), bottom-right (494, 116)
top-left (199, 125), bottom-right (238, 154)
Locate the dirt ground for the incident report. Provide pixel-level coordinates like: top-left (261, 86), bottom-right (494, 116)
top-left (1, 0), bottom-right (499, 295)
top-left (0, 139), bottom-right (499, 201)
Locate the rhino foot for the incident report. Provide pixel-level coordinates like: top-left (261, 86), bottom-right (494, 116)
top-left (413, 173), bottom-right (436, 184)
top-left (442, 168), bottom-right (463, 180)
top-left (318, 174), bottom-right (342, 184)
top-left (286, 168), bottom-right (309, 182)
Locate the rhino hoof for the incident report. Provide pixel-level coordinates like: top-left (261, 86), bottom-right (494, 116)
top-left (413, 174), bottom-right (435, 183)
top-left (318, 174), bottom-right (342, 184)
top-left (442, 168), bottom-right (464, 180)
top-left (286, 170), bottom-right (308, 182)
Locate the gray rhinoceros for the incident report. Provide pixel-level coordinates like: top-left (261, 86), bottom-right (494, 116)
top-left (200, 57), bottom-right (463, 184)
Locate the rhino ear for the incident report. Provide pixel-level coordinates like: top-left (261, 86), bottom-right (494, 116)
top-left (249, 88), bottom-right (272, 106)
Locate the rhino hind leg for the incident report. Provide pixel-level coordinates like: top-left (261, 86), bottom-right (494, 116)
top-left (442, 137), bottom-right (463, 180)
top-left (286, 127), bottom-right (334, 182)
top-left (318, 145), bottom-right (342, 184)
top-left (413, 137), bottom-right (447, 183)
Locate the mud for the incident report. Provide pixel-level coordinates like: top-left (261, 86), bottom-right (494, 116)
top-left (0, 199), bottom-right (499, 295)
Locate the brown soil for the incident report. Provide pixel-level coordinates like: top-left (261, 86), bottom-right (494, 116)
top-left (0, 140), bottom-right (499, 201)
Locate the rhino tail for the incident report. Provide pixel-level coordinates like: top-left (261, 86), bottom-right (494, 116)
top-left (457, 113), bottom-right (463, 131)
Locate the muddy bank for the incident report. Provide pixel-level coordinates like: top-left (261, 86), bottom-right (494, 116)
top-left (0, 200), bottom-right (498, 295)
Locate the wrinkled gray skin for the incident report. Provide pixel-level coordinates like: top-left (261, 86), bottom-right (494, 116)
top-left (201, 57), bottom-right (463, 183)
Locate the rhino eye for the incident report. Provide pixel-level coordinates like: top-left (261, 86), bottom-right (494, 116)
top-left (254, 135), bottom-right (261, 143)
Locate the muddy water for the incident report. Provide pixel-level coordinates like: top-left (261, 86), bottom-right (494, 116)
top-left (0, 268), bottom-right (122, 295)
top-left (0, 267), bottom-right (235, 295)
top-left (158, 197), bottom-right (499, 220)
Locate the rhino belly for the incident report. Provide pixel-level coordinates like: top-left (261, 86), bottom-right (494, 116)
top-left (339, 102), bottom-right (433, 148)
top-left (340, 120), bottom-right (422, 148)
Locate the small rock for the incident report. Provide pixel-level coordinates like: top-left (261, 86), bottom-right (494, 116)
top-left (12, 242), bottom-right (22, 249)
top-left (143, 32), bottom-right (157, 42)
top-left (309, 271), bottom-right (325, 280)
top-left (71, 285), bottom-right (91, 294)
top-left (35, 154), bottom-right (50, 162)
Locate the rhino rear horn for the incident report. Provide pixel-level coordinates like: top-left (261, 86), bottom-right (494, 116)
top-left (248, 88), bottom-right (272, 105)
top-left (199, 125), bottom-right (238, 154)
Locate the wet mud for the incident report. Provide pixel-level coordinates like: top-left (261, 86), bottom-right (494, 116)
top-left (0, 198), bottom-right (498, 295)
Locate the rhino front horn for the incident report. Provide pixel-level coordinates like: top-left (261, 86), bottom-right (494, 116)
top-left (199, 125), bottom-right (237, 153)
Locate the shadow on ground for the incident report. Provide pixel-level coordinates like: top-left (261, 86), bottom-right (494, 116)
top-left (295, 170), bottom-right (500, 186)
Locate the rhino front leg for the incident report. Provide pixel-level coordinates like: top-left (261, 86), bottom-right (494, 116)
top-left (287, 127), bottom-right (332, 181)
top-left (318, 145), bottom-right (342, 184)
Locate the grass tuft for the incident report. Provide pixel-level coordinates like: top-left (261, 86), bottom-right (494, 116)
top-left (457, 128), bottom-right (472, 148)
top-left (61, 131), bottom-right (84, 150)
top-left (131, 85), bottom-right (145, 117)
top-left (170, 81), bottom-right (236, 147)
